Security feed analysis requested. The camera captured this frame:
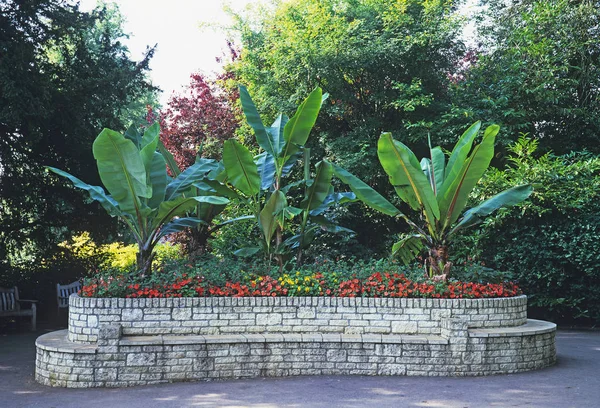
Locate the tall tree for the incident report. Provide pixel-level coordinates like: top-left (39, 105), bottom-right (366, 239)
top-left (451, 0), bottom-right (600, 152)
top-left (0, 0), bottom-right (157, 288)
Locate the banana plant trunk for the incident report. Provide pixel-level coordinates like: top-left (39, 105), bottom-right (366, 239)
top-left (187, 228), bottom-right (210, 259)
top-left (137, 246), bottom-right (155, 277)
top-left (426, 245), bottom-right (451, 281)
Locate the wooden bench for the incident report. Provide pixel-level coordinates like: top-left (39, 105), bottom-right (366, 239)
top-left (0, 286), bottom-right (37, 331)
top-left (56, 281), bottom-right (81, 313)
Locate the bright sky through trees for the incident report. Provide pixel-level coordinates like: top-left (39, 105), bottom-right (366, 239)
top-left (79, 0), bottom-right (256, 105)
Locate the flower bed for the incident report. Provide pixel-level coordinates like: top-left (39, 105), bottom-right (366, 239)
top-left (80, 271), bottom-right (521, 299)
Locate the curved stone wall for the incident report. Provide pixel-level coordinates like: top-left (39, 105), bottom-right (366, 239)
top-left (68, 295), bottom-right (528, 343)
top-left (36, 319), bottom-right (556, 388)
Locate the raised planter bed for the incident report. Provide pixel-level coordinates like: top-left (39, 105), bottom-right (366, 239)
top-left (35, 294), bottom-right (556, 388)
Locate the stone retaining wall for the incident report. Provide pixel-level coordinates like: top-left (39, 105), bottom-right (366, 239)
top-left (68, 295), bottom-right (528, 343)
top-left (36, 319), bottom-right (556, 388)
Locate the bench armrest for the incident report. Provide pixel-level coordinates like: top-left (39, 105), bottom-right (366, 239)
top-left (18, 299), bottom-right (38, 303)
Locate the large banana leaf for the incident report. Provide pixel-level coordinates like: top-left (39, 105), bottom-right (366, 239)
top-left (310, 215), bottom-right (354, 234)
top-left (148, 152), bottom-right (168, 209)
top-left (281, 151), bottom-right (303, 178)
top-left (239, 85), bottom-right (276, 157)
top-left (158, 140), bottom-right (180, 177)
top-left (92, 128), bottom-right (150, 214)
top-left (156, 217), bottom-right (208, 240)
top-left (223, 140), bottom-right (260, 197)
top-left (442, 121), bottom-right (481, 186)
top-left (420, 143), bottom-right (445, 195)
top-left (269, 114), bottom-right (288, 156)
top-left (438, 125), bottom-right (499, 229)
top-left (280, 87), bottom-right (322, 163)
top-left (164, 159), bottom-right (219, 201)
top-left (310, 191), bottom-right (358, 216)
top-left (124, 124), bottom-right (142, 149)
top-left (46, 167), bottom-right (121, 217)
top-left (331, 163), bottom-right (400, 216)
top-left (152, 196), bottom-right (229, 231)
top-left (140, 123), bottom-right (160, 172)
top-left (259, 190), bottom-right (286, 249)
top-left (193, 180), bottom-right (239, 199)
top-left (300, 161), bottom-right (333, 210)
top-left (255, 151), bottom-right (276, 190)
top-left (377, 133), bottom-right (440, 224)
top-left (449, 184), bottom-right (533, 235)
top-left (392, 234), bottom-right (424, 265)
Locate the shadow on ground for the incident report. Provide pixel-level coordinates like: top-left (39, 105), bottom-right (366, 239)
top-left (0, 327), bottom-right (598, 408)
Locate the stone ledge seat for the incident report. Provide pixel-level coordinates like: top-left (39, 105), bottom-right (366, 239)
top-left (36, 319), bottom-right (556, 354)
top-left (36, 330), bottom-right (451, 352)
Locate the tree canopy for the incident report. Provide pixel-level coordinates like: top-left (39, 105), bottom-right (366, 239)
top-left (0, 0), bottom-right (157, 285)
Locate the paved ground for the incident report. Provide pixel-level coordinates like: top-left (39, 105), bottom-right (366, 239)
top-left (0, 328), bottom-right (598, 408)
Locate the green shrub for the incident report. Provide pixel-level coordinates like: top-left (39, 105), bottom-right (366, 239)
top-left (454, 137), bottom-right (600, 324)
top-left (58, 232), bottom-right (184, 275)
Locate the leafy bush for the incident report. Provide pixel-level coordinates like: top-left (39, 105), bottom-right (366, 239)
top-left (58, 232), bottom-right (183, 274)
top-left (454, 137), bottom-right (600, 324)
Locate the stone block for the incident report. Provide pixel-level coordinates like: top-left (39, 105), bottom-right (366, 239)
top-left (126, 353), bottom-right (156, 366)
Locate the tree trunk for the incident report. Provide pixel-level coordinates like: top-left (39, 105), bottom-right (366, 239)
top-left (426, 245), bottom-right (452, 281)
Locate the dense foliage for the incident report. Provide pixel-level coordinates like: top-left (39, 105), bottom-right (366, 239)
top-left (0, 1), bottom-right (157, 297)
top-left (452, 0), bottom-right (600, 152)
top-left (452, 138), bottom-right (600, 324)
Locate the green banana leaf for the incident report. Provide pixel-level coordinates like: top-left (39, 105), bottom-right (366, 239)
top-left (239, 85), bottom-right (276, 157)
top-left (392, 234), bottom-right (424, 265)
top-left (124, 124), bottom-right (142, 149)
top-left (310, 191), bottom-right (358, 216)
top-left (269, 114), bottom-right (288, 156)
top-left (331, 163), bottom-right (400, 217)
top-left (280, 87), bottom-right (323, 163)
top-left (140, 123), bottom-right (160, 172)
top-left (92, 128), bottom-right (150, 214)
top-left (223, 139), bottom-right (261, 197)
top-left (193, 180), bottom-right (239, 199)
top-left (442, 121), bottom-right (481, 186)
top-left (256, 151), bottom-right (276, 190)
top-left (449, 184), bottom-right (533, 235)
top-left (164, 159), bottom-right (219, 201)
top-left (46, 167), bottom-right (122, 217)
top-left (157, 217), bottom-right (208, 240)
top-left (152, 196), bottom-right (229, 231)
top-left (421, 140), bottom-right (445, 195)
top-left (148, 152), bottom-right (168, 209)
top-left (300, 161), bottom-right (333, 210)
top-left (438, 125), bottom-right (499, 229)
top-left (310, 215), bottom-right (355, 234)
top-left (377, 133), bottom-right (439, 224)
top-left (158, 140), bottom-right (180, 177)
top-left (259, 190), bottom-right (286, 248)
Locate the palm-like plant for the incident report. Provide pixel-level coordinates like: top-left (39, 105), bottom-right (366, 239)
top-left (375, 122), bottom-right (533, 280)
top-left (47, 124), bottom-right (229, 275)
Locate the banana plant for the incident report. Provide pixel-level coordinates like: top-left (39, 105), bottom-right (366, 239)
top-left (372, 122), bottom-right (533, 280)
top-left (224, 86), bottom-right (396, 268)
top-left (47, 124), bottom-right (229, 275)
